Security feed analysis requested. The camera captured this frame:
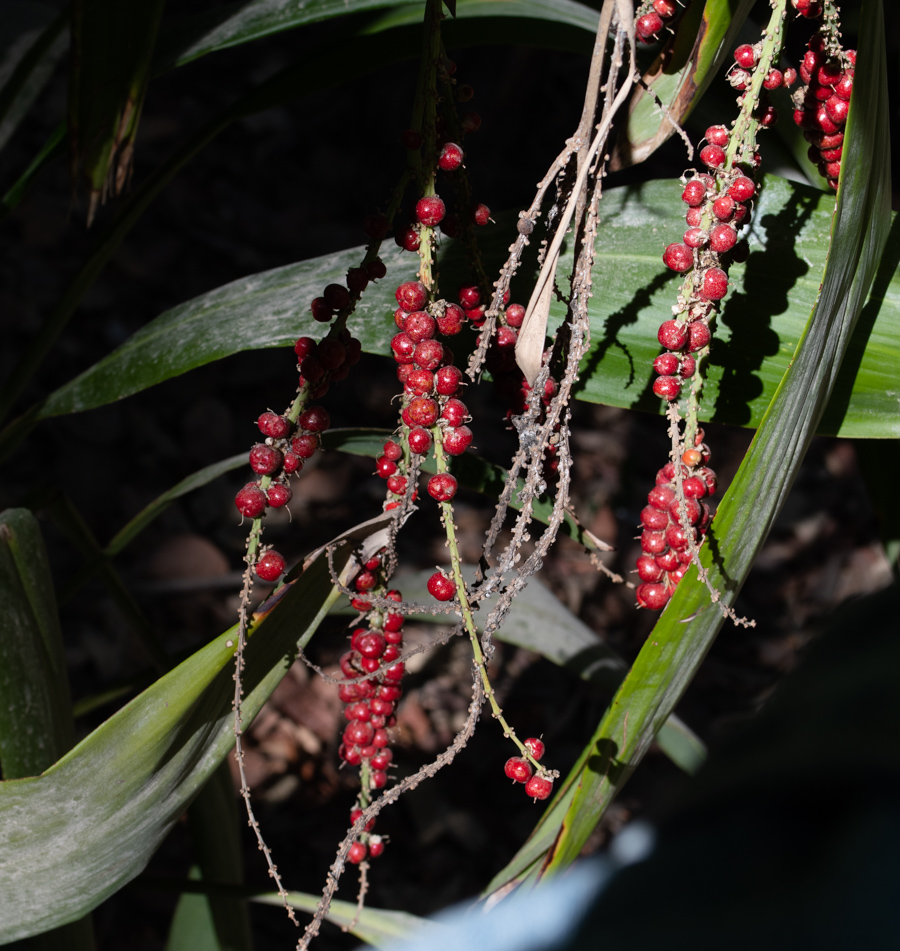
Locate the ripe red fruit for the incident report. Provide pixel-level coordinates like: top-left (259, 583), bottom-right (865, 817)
top-left (636, 583), bottom-right (671, 610)
top-left (442, 425), bottom-right (473, 455)
top-left (825, 95), bottom-right (849, 124)
top-left (416, 196), bottom-right (446, 227)
top-left (391, 332), bottom-right (416, 363)
top-left (408, 427), bottom-right (432, 454)
top-left (683, 227), bottom-right (707, 249)
top-left (249, 444), bottom-right (283, 475)
top-left (396, 281), bottom-right (428, 311)
top-left (712, 195), bottom-right (735, 220)
top-left (413, 339), bottom-right (444, 371)
top-left (699, 144), bottom-right (726, 168)
top-left (524, 737), bottom-right (545, 760)
top-left (427, 572), bottom-right (457, 601)
top-left (396, 227), bottom-right (420, 252)
top-left (705, 125), bottom-right (729, 147)
top-left (427, 473), bottom-right (458, 502)
top-left (687, 321), bottom-right (712, 352)
top-left (657, 320), bottom-right (688, 351)
top-left (266, 483), bottom-right (292, 507)
top-left (681, 179), bottom-right (706, 206)
top-left (699, 267), bottom-right (728, 301)
top-left (441, 398), bottom-right (468, 427)
top-left (406, 368), bottom-right (435, 396)
top-left (648, 484), bottom-right (675, 510)
top-left (258, 412), bottom-right (292, 438)
top-left (653, 352), bottom-right (679, 376)
top-left (472, 203), bottom-right (491, 226)
top-left (709, 224), bottom-right (737, 253)
top-left (734, 43), bottom-right (756, 68)
top-left (294, 336), bottom-right (317, 360)
top-left (662, 243), bottom-right (693, 272)
top-left (348, 842), bottom-right (368, 864)
top-left (505, 303), bottom-right (525, 328)
top-left (652, 376), bottom-right (681, 401)
top-left (368, 836), bottom-right (385, 858)
top-left (310, 297), bottom-right (332, 322)
top-left (458, 285), bottom-right (481, 308)
top-left (298, 406), bottom-right (331, 432)
top-left (641, 505), bottom-right (669, 531)
top-left (438, 142), bottom-right (464, 171)
top-left (408, 396), bottom-right (439, 427)
top-left (436, 303), bottom-right (465, 336)
top-left (636, 12), bottom-right (663, 38)
top-left (344, 720), bottom-right (375, 747)
top-left (524, 774), bottom-right (553, 800)
top-left (653, 0), bottom-right (676, 15)
top-left (435, 365), bottom-right (463, 396)
top-left (291, 434), bottom-right (318, 458)
top-left (405, 311), bottom-right (437, 343)
top-left (282, 452), bottom-right (303, 474)
top-left (685, 207), bottom-right (702, 227)
top-left (235, 483), bottom-right (266, 518)
top-left (504, 757), bottom-right (533, 782)
top-left (728, 176), bottom-right (755, 201)
top-left (256, 550), bottom-right (286, 581)
top-left (636, 554), bottom-right (665, 583)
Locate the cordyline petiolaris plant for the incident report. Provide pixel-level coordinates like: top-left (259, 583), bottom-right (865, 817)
top-left (0, 0), bottom-right (894, 948)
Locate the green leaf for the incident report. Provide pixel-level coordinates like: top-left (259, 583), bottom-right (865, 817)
top-left (0, 2), bottom-right (68, 154)
top-left (614, 0), bottom-right (756, 167)
top-left (69, 0), bottom-right (167, 224)
top-left (0, 541), bottom-right (353, 943)
top-left (501, 0), bottom-right (892, 883)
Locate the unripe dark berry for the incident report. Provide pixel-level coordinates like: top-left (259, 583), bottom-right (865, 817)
top-left (267, 483), bottom-right (292, 507)
top-left (416, 196), bottom-right (446, 227)
top-left (438, 142), bottom-right (464, 171)
top-left (504, 757), bottom-right (533, 782)
top-left (364, 214), bottom-right (388, 239)
top-left (346, 267), bottom-right (368, 294)
top-left (300, 354), bottom-right (325, 383)
top-left (249, 444), bottom-right (283, 474)
top-left (396, 281), bottom-right (428, 311)
top-left (700, 144), bottom-right (726, 168)
top-left (472, 203), bottom-right (491, 226)
top-left (298, 406), bottom-right (331, 432)
top-left (427, 571), bottom-right (456, 601)
top-left (317, 338), bottom-right (346, 370)
top-left (323, 284), bottom-right (350, 310)
top-left (256, 550), bottom-right (286, 582)
top-left (235, 483), bottom-right (267, 518)
top-left (524, 774), bottom-right (553, 800)
top-left (663, 243), bottom-right (693, 272)
top-left (310, 297), bottom-right (333, 322)
top-left (408, 427), bottom-right (432, 454)
top-left (401, 128), bottom-right (423, 150)
top-left (442, 425), bottom-right (473, 455)
top-left (427, 473), bottom-right (458, 502)
top-left (460, 111), bottom-right (481, 133)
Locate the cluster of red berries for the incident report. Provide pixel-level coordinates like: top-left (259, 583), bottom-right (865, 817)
top-left (635, 0), bottom-right (678, 44)
top-left (792, 35), bottom-right (854, 190)
top-left (340, 569), bottom-right (407, 864)
top-left (727, 41), bottom-right (795, 128)
top-left (233, 332), bottom-right (361, 580)
top-left (635, 436), bottom-right (718, 610)
top-left (503, 737), bottom-right (554, 800)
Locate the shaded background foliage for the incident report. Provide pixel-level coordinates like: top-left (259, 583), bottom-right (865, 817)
top-left (1, 1), bottom-right (898, 948)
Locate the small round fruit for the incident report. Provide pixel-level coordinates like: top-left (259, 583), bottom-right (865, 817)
top-left (348, 842), bottom-right (368, 864)
top-left (427, 473), bottom-right (458, 502)
top-left (395, 281), bottom-right (428, 311)
top-left (258, 412), bottom-right (292, 438)
top-left (249, 444), bottom-right (283, 475)
top-left (636, 583), bottom-right (670, 610)
top-left (416, 195), bottom-right (446, 227)
top-left (636, 12), bottom-right (663, 38)
top-left (663, 243), bottom-right (693, 272)
top-left (427, 572), bottom-right (457, 601)
top-left (266, 483), bottom-right (292, 507)
top-left (504, 757), bottom-right (533, 783)
top-left (524, 774), bottom-right (553, 800)
top-left (524, 737), bottom-right (545, 760)
top-left (681, 179), bottom-right (706, 206)
top-left (442, 425), bottom-right (473, 455)
top-left (438, 142), bottom-right (464, 171)
top-left (709, 224), bottom-right (737, 253)
top-left (473, 203), bottom-right (491, 226)
top-left (734, 43), bottom-right (756, 68)
top-left (700, 144), bottom-right (726, 168)
top-left (408, 427), bottom-right (432, 455)
top-left (699, 267), bottom-right (728, 301)
top-left (256, 550), bottom-right (286, 581)
top-left (657, 320), bottom-right (688, 351)
top-left (235, 483), bottom-right (267, 518)
top-left (298, 406), bottom-right (331, 432)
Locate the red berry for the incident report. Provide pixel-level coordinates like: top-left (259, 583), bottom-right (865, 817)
top-left (504, 757), bottom-right (533, 783)
top-left (648, 484), bottom-right (675, 511)
top-left (636, 12), bottom-right (663, 38)
top-left (258, 412), bottom-right (292, 438)
top-left (427, 572), bottom-right (456, 601)
top-left (709, 224), bottom-right (737, 253)
top-left (291, 434), bottom-right (318, 458)
top-left (298, 406), bottom-right (330, 432)
top-left (783, 67), bottom-right (798, 87)
top-left (249, 444), bottom-right (283, 475)
top-left (685, 206), bottom-right (702, 227)
top-left (524, 737), bottom-right (545, 760)
top-left (408, 396), bottom-right (439, 427)
top-left (396, 281), bottom-right (428, 311)
top-left (687, 321), bottom-right (712, 352)
top-left (405, 311), bottom-right (437, 343)
top-left (441, 398), bottom-right (468, 427)
top-left (406, 368), bottom-right (435, 395)
top-left (413, 339), bottom-right (444, 371)
top-left (652, 376), bottom-right (681, 401)
top-left (641, 505), bottom-right (669, 531)
top-left (266, 483), bottom-right (292, 507)
top-left (310, 297), bottom-right (333, 322)
top-left (663, 243), bottom-right (693, 272)
top-left (763, 68), bottom-right (783, 90)
top-left (734, 44), bottom-right (756, 68)
top-left (256, 550), bottom-right (286, 581)
top-left (472, 203), bottom-right (491, 226)
top-left (368, 836), bottom-right (385, 858)
top-left (705, 125), bottom-right (729, 147)
top-left (636, 583), bottom-right (670, 610)
top-left (835, 71), bottom-right (853, 101)
top-left (391, 332), bottom-right (416, 364)
top-left (653, 352), bottom-right (679, 376)
top-left (235, 483), bottom-right (266, 518)
top-left (636, 554), bottom-right (665, 583)
top-left (458, 285), bottom-right (481, 308)
top-left (282, 452), bottom-right (303, 474)
top-left (442, 425), bottom-right (473, 455)
top-left (416, 196), bottom-right (446, 227)
top-left (712, 195), bottom-right (735, 220)
top-left (427, 473), bottom-right (458, 502)
top-left (683, 227), bottom-right (707, 249)
top-left (300, 354), bottom-right (325, 383)
top-left (700, 144), bottom-right (726, 169)
top-left (728, 176), bottom-right (755, 201)
top-left (294, 336), bottom-right (317, 360)
top-left (436, 303), bottom-right (465, 336)
top-left (524, 774), bottom-right (553, 800)
top-left (681, 179), bottom-right (706, 206)
top-left (438, 142), bottom-right (464, 171)
top-left (505, 303), bottom-right (525, 328)
top-left (435, 365), bottom-right (463, 396)
top-left (825, 95), bottom-right (849, 125)
top-left (699, 267), bottom-right (728, 301)
top-left (657, 320), bottom-right (688, 351)
top-left (653, 0), bottom-right (676, 14)
top-left (396, 227), bottom-right (420, 252)
top-left (408, 427), bottom-right (432, 454)
top-left (348, 842), bottom-right (368, 864)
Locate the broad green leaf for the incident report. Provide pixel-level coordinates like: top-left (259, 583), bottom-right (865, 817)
top-left (0, 541), bottom-right (353, 943)
top-left (390, 567), bottom-right (706, 775)
top-left (494, 0), bottom-right (892, 884)
top-left (31, 175), bottom-right (900, 439)
top-left (614, 0), bottom-right (756, 167)
top-left (69, 0), bottom-right (167, 224)
top-left (0, 508), bottom-right (95, 950)
top-left (0, 2), bottom-right (68, 153)
top-left (166, 765), bottom-right (253, 951)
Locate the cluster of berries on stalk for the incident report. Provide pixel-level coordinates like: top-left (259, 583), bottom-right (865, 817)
top-left (792, 34), bottom-right (854, 190)
top-left (635, 436), bottom-right (718, 610)
top-left (635, 0), bottom-right (680, 44)
top-left (504, 736), bottom-right (554, 801)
